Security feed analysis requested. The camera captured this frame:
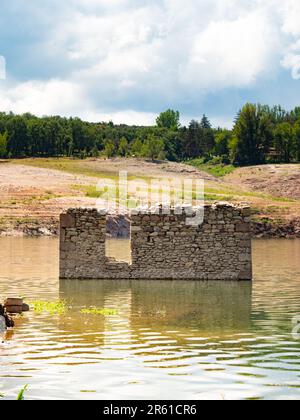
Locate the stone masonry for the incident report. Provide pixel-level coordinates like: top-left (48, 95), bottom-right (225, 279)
top-left (59, 204), bottom-right (252, 280)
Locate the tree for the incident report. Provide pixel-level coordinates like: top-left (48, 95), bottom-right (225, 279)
top-left (294, 121), bottom-right (300, 162)
top-left (68, 139), bottom-right (74, 157)
top-left (7, 116), bottom-right (28, 157)
top-left (71, 118), bottom-right (91, 155)
top-left (0, 131), bottom-right (8, 158)
top-left (142, 135), bottom-right (165, 161)
top-left (290, 107), bottom-right (300, 124)
top-left (267, 105), bottom-right (288, 124)
top-left (228, 135), bottom-right (239, 163)
top-left (130, 138), bottom-right (143, 157)
top-left (162, 130), bottom-right (181, 161)
top-left (2, 104), bottom-right (300, 165)
top-left (181, 119), bottom-right (215, 159)
top-left (200, 114), bottom-right (212, 129)
top-left (91, 145), bottom-right (99, 158)
top-left (156, 109), bottom-right (180, 130)
top-left (104, 141), bottom-right (116, 158)
top-left (118, 137), bottom-right (129, 157)
top-left (232, 104), bottom-right (272, 166)
top-left (214, 130), bottom-right (232, 158)
top-left (181, 120), bottom-right (201, 159)
top-left (274, 122), bottom-right (295, 163)
top-left (202, 128), bottom-right (215, 155)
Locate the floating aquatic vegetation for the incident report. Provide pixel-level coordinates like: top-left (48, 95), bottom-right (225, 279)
top-left (32, 300), bottom-right (67, 315)
top-left (80, 307), bottom-right (118, 316)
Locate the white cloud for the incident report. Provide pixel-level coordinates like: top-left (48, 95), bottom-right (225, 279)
top-left (181, 10), bottom-right (279, 89)
top-left (281, 53), bottom-right (300, 80)
top-left (0, 77), bottom-right (156, 124)
top-left (279, 0), bottom-right (300, 79)
top-left (82, 109), bottom-right (156, 125)
top-left (0, 79), bottom-right (85, 116)
top-left (1, 0), bottom-right (300, 123)
top-left (280, 0), bottom-right (300, 36)
top-left (49, 0), bottom-right (283, 106)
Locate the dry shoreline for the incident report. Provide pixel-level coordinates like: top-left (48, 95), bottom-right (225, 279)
top-left (1, 158), bottom-right (300, 239)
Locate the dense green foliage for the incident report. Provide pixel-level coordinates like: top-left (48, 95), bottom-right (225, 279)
top-left (156, 109), bottom-right (180, 130)
top-left (0, 131), bottom-right (8, 158)
top-left (1, 103), bottom-right (300, 166)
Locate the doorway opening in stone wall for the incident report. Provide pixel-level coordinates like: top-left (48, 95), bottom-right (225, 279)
top-left (105, 214), bottom-right (132, 264)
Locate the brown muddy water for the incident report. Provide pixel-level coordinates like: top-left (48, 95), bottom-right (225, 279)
top-left (0, 238), bottom-right (300, 400)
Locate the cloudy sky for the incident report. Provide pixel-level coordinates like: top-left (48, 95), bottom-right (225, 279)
top-left (0, 0), bottom-right (300, 127)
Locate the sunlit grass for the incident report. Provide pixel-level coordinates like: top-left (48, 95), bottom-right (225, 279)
top-left (0, 216), bottom-right (41, 228)
top-left (13, 158), bottom-right (119, 180)
top-left (205, 193), bottom-right (236, 201)
top-left (188, 159), bottom-right (236, 177)
top-left (14, 158), bottom-right (150, 182)
top-left (204, 185), bottom-right (298, 203)
top-left (72, 184), bottom-right (105, 198)
top-left (16, 158), bottom-right (297, 203)
top-left (32, 300), bottom-right (68, 315)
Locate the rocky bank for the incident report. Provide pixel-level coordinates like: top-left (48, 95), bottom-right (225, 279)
top-left (1, 214), bottom-right (300, 239)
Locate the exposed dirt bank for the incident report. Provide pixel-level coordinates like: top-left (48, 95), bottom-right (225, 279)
top-left (0, 162), bottom-right (98, 236)
top-left (1, 159), bottom-right (300, 239)
top-left (224, 164), bottom-right (300, 200)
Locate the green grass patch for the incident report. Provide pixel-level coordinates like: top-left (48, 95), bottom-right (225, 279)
top-left (85, 186), bottom-right (103, 198)
top-left (188, 159), bottom-right (236, 177)
top-left (204, 185), bottom-right (298, 203)
top-left (72, 184), bottom-right (104, 198)
top-left (32, 300), bottom-right (68, 315)
top-left (268, 195), bottom-right (297, 203)
top-left (204, 193), bottom-right (236, 201)
top-left (14, 158), bottom-right (150, 182)
top-left (80, 307), bottom-right (118, 316)
top-left (14, 158), bottom-right (119, 180)
top-left (73, 184), bottom-right (122, 200)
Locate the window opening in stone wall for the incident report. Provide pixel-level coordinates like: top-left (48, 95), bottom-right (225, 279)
top-left (105, 214), bottom-right (132, 264)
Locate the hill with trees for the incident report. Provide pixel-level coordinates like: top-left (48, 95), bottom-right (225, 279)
top-left (1, 104), bottom-right (300, 167)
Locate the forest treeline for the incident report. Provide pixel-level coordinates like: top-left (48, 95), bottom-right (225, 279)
top-left (1, 104), bottom-right (300, 166)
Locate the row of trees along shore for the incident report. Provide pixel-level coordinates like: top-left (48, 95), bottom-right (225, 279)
top-left (1, 104), bottom-right (300, 166)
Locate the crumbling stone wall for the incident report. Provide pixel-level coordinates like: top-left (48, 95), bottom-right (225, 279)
top-left (60, 204), bottom-right (252, 280)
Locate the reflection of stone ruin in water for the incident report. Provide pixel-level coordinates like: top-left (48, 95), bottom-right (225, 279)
top-left (60, 279), bottom-right (252, 333)
top-left (59, 204), bottom-right (252, 281)
top-left (56, 279), bottom-right (252, 350)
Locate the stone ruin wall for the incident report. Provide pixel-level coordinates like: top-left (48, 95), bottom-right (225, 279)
top-left (59, 204), bottom-right (252, 281)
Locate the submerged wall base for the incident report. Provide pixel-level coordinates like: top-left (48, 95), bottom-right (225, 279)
top-left (60, 204), bottom-right (252, 281)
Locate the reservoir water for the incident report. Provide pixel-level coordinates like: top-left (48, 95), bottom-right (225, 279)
top-left (0, 238), bottom-right (300, 400)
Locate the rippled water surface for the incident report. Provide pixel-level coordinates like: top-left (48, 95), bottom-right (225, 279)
top-left (1, 238), bottom-right (300, 400)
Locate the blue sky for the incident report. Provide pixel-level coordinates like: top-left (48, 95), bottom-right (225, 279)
top-left (1, 0), bottom-right (300, 127)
